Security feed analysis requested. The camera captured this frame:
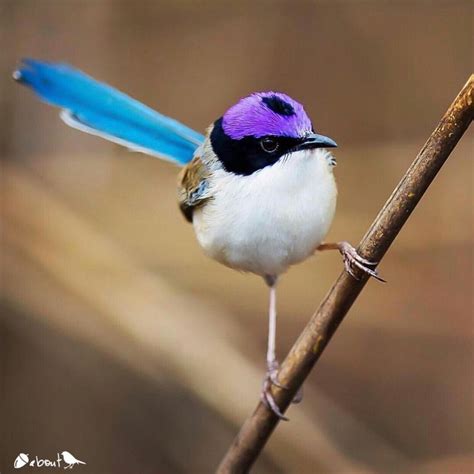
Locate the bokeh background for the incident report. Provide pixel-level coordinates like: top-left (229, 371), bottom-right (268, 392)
top-left (1, 1), bottom-right (473, 473)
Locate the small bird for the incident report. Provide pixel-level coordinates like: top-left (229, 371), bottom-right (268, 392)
top-left (61, 451), bottom-right (86, 469)
top-left (14, 59), bottom-right (382, 419)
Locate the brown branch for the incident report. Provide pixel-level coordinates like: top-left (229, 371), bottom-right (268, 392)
top-left (217, 75), bottom-right (474, 473)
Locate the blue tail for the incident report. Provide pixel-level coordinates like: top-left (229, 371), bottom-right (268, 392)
top-left (14, 59), bottom-right (204, 165)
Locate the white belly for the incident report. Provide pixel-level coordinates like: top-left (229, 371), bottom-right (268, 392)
top-left (193, 149), bottom-right (337, 277)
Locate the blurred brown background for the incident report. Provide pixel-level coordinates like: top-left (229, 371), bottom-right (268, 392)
top-left (1, 1), bottom-right (473, 473)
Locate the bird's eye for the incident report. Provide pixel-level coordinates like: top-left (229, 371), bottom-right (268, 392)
top-left (260, 137), bottom-right (279, 153)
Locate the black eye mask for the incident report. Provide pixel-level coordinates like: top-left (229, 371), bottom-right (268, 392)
top-left (210, 118), bottom-right (307, 176)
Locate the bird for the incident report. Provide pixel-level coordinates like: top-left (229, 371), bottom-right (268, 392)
top-left (14, 59), bottom-right (383, 420)
top-left (61, 451), bottom-right (86, 469)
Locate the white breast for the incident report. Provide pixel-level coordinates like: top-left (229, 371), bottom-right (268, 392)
top-left (193, 149), bottom-right (337, 277)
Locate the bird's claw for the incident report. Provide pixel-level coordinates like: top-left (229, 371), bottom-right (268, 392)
top-left (291, 386), bottom-right (303, 404)
top-left (261, 360), bottom-right (303, 420)
top-left (338, 241), bottom-right (386, 283)
top-left (261, 379), bottom-right (289, 420)
top-left (266, 359), bottom-right (289, 389)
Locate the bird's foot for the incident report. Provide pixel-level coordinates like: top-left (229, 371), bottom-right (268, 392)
top-left (261, 360), bottom-right (288, 420)
top-left (260, 360), bottom-right (302, 420)
top-left (338, 241), bottom-right (385, 282)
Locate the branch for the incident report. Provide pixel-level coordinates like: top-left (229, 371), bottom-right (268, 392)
top-left (217, 75), bottom-right (474, 473)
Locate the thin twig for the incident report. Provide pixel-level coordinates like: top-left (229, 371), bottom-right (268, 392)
top-left (217, 75), bottom-right (474, 473)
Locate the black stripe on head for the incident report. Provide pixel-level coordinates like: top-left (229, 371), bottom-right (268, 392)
top-left (261, 95), bottom-right (295, 116)
top-left (210, 118), bottom-right (304, 176)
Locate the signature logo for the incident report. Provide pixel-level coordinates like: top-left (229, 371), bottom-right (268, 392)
top-left (13, 453), bottom-right (29, 469)
top-left (13, 451), bottom-right (86, 469)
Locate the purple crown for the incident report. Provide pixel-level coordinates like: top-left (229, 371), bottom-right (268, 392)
top-left (222, 92), bottom-right (313, 140)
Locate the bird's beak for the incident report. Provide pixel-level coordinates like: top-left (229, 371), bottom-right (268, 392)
top-left (297, 133), bottom-right (337, 151)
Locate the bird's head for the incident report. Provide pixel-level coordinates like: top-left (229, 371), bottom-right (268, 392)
top-left (209, 91), bottom-right (337, 175)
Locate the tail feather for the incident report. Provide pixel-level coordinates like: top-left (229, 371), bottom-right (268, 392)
top-left (14, 59), bottom-right (204, 165)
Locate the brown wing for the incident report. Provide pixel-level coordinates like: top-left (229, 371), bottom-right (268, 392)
top-left (177, 156), bottom-right (211, 222)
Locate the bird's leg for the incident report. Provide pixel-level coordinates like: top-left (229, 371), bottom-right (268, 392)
top-left (265, 280), bottom-right (284, 387)
top-left (260, 276), bottom-right (302, 420)
top-left (317, 241), bottom-right (385, 282)
top-left (261, 278), bottom-right (288, 420)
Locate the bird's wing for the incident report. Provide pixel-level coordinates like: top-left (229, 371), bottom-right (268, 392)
top-left (63, 452), bottom-right (86, 465)
top-left (14, 59), bottom-right (204, 165)
top-left (178, 155), bottom-right (211, 222)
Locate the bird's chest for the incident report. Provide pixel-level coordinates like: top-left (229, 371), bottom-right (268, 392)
top-left (193, 151), bottom-right (337, 276)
